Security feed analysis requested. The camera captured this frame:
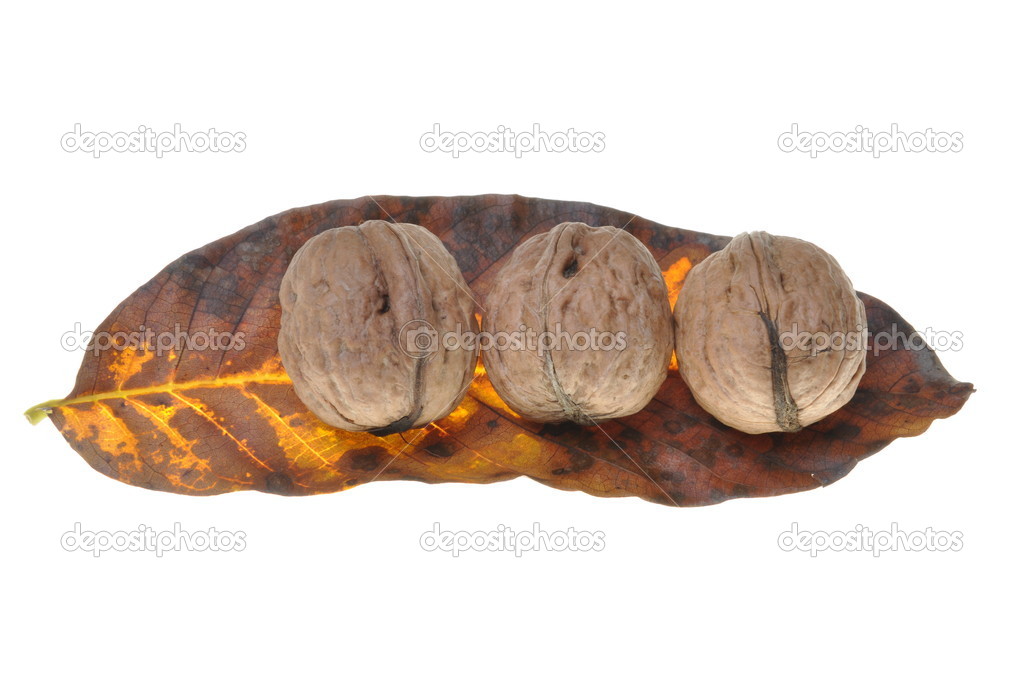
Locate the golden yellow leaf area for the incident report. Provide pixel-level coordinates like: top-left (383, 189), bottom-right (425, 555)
top-left (28, 341), bottom-right (534, 494)
top-left (662, 257), bottom-right (691, 373)
top-left (663, 257), bottom-right (693, 310)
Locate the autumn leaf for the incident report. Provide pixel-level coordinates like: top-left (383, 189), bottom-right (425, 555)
top-left (25, 195), bottom-right (973, 505)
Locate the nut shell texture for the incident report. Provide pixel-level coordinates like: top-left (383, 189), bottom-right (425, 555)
top-left (482, 222), bottom-right (674, 424)
top-left (674, 231), bottom-right (867, 434)
top-left (279, 220), bottom-right (478, 433)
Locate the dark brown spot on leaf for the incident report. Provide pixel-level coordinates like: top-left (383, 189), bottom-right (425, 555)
top-left (346, 446), bottom-right (388, 472)
top-left (265, 472), bottom-right (296, 495)
top-left (424, 442), bottom-right (455, 458)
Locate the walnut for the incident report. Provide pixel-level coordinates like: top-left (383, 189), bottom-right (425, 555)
top-left (481, 222), bottom-right (674, 424)
top-left (674, 231), bottom-right (867, 434)
top-left (278, 220), bottom-right (478, 434)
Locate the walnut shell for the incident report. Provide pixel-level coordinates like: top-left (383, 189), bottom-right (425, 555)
top-left (482, 222), bottom-right (674, 424)
top-left (278, 220), bottom-right (478, 434)
top-left (674, 231), bottom-right (867, 434)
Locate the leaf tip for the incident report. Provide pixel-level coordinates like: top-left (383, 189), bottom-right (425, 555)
top-left (953, 381), bottom-right (976, 396)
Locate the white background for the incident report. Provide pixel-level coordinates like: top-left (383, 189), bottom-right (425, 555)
top-left (2, 2), bottom-right (1020, 678)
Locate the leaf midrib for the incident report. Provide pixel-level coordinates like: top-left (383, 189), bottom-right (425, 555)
top-left (24, 372), bottom-right (292, 424)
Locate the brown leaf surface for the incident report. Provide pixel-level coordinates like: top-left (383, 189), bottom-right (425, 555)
top-left (27, 196), bottom-right (974, 505)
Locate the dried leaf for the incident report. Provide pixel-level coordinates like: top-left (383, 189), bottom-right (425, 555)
top-left (26, 196), bottom-right (973, 505)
